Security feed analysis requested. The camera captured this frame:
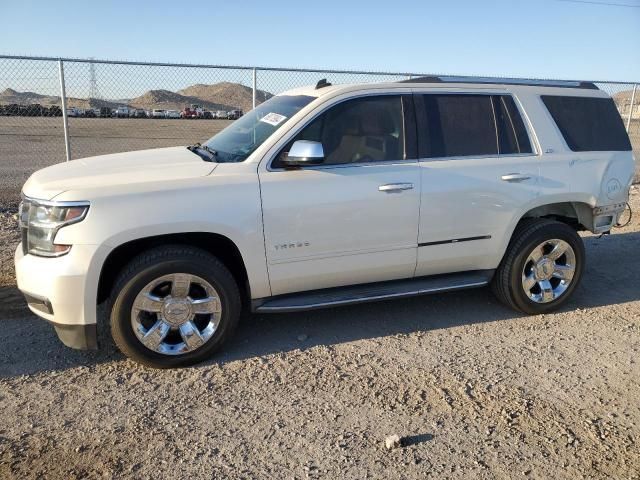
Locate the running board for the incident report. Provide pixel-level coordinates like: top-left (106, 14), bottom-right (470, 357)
top-left (253, 270), bottom-right (494, 313)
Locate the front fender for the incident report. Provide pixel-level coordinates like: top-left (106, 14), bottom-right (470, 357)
top-left (54, 172), bottom-right (271, 299)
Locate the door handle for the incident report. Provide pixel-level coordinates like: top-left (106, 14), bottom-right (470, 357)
top-left (378, 183), bottom-right (414, 193)
top-left (501, 173), bottom-right (531, 183)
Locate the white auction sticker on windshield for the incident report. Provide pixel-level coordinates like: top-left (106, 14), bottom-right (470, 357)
top-left (260, 112), bottom-right (287, 126)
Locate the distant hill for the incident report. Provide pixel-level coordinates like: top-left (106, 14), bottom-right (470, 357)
top-left (128, 89), bottom-right (228, 112)
top-left (178, 82), bottom-right (272, 112)
top-left (1, 88), bottom-right (55, 105)
top-left (0, 88), bottom-right (119, 110)
top-left (612, 89), bottom-right (637, 114)
top-left (613, 89), bottom-right (636, 102)
top-left (0, 81), bottom-right (274, 112)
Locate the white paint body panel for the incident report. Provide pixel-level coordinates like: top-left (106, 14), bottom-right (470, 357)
top-left (415, 154), bottom-right (540, 275)
top-left (22, 146), bottom-right (216, 200)
top-left (259, 162), bottom-right (420, 295)
top-left (14, 81), bottom-right (636, 329)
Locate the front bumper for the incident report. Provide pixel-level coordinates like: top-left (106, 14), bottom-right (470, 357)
top-left (20, 291), bottom-right (96, 348)
top-left (15, 242), bottom-right (109, 350)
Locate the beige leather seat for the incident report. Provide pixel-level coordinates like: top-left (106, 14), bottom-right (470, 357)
top-left (323, 105), bottom-right (401, 164)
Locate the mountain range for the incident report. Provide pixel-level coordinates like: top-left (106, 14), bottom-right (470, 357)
top-left (0, 82), bottom-right (273, 112)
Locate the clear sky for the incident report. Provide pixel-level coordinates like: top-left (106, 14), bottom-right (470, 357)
top-left (1, 0), bottom-right (639, 82)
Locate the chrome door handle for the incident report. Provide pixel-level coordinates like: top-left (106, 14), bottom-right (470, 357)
top-left (501, 173), bottom-right (531, 183)
top-left (378, 183), bottom-right (414, 193)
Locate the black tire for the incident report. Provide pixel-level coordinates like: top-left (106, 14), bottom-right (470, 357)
top-left (109, 245), bottom-right (241, 368)
top-left (492, 219), bottom-right (585, 314)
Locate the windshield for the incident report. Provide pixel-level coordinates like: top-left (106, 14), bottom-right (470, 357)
top-left (204, 94), bottom-right (315, 163)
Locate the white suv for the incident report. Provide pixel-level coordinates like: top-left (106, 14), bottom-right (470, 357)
top-left (15, 77), bottom-right (635, 368)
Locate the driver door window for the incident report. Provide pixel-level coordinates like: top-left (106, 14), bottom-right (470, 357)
top-left (273, 95), bottom-right (406, 168)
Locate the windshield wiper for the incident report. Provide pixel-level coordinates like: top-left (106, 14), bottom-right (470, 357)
top-left (187, 143), bottom-right (218, 162)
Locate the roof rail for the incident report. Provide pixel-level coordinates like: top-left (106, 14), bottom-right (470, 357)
top-left (400, 76), bottom-right (599, 90)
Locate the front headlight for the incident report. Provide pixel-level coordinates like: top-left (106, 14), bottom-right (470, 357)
top-left (19, 197), bottom-right (89, 257)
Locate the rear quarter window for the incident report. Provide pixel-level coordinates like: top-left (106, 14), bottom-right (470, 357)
top-left (541, 95), bottom-right (631, 152)
top-left (493, 95), bottom-right (533, 155)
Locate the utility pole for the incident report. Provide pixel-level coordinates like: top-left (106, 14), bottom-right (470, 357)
top-left (89, 58), bottom-right (100, 99)
top-left (58, 59), bottom-right (71, 162)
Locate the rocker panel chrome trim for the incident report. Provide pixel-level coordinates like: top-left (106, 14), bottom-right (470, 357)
top-left (253, 270), bottom-right (494, 313)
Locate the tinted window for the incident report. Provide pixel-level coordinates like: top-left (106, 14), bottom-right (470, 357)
top-left (420, 94), bottom-right (497, 158)
top-left (493, 95), bottom-right (533, 154)
top-left (541, 95), bottom-right (631, 152)
top-left (274, 95), bottom-right (405, 167)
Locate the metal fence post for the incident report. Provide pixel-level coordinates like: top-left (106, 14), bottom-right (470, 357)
top-left (627, 83), bottom-right (637, 133)
top-left (252, 68), bottom-right (257, 110)
top-left (58, 59), bottom-right (71, 161)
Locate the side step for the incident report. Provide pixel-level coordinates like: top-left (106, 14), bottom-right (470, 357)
top-left (253, 270), bottom-right (494, 313)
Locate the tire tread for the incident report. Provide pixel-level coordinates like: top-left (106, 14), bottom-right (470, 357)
top-left (109, 245), bottom-right (241, 368)
top-left (492, 218), bottom-right (584, 314)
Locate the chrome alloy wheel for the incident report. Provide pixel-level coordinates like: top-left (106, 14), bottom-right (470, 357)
top-left (521, 239), bottom-right (577, 304)
top-left (131, 273), bottom-right (222, 355)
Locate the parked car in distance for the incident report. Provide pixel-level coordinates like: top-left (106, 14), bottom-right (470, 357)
top-left (181, 104), bottom-right (203, 119)
top-left (2, 104), bottom-right (19, 115)
top-left (45, 105), bottom-right (63, 117)
top-left (165, 109), bottom-right (180, 119)
top-left (113, 106), bottom-right (129, 118)
top-left (151, 109), bottom-right (166, 119)
top-left (23, 104), bottom-right (44, 116)
top-left (215, 110), bottom-right (228, 119)
top-left (99, 107), bottom-right (112, 118)
top-left (128, 109), bottom-right (147, 118)
top-left (83, 108), bottom-right (97, 118)
top-left (66, 107), bottom-right (81, 117)
top-left (227, 109), bottom-right (243, 120)
top-left (15, 77), bottom-right (635, 368)
top-left (202, 111), bottom-right (214, 119)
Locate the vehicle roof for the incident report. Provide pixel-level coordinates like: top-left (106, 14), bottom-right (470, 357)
top-left (279, 79), bottom-right (609, 99)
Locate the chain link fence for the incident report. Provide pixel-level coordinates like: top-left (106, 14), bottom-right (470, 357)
top-left (0, 55), bottom-right (638, 206)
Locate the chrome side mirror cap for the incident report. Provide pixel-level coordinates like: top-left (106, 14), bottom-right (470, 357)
top-left (283, 140), bottom-right (324, 167)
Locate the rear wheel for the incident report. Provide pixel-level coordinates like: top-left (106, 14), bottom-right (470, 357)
top-left (109, 246), bottom-right (241, 368)
top-left (492, 219), bottom-right (585, 314)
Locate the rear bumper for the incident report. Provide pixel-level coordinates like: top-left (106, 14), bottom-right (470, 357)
top-left (592, 202), bottom-right (627, 233)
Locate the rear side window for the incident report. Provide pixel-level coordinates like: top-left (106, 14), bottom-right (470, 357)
top-left (493, 96), bottom-right (533, 154)
top-left (420, 94), bottom-right (497, 158)
top-left (541, 95), bottom-right (631, 152)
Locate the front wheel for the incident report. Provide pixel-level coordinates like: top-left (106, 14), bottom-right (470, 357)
top-left (109, 246), bottom-right (241, 368)
top-left (492, 219), bottom-right (585, 315)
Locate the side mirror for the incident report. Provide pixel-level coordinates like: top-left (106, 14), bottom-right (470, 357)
top-left (282, 140), bottom-right (324, 167)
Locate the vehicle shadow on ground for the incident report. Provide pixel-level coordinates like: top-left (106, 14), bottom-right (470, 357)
top-left (0, 230), bottom-right (638, 378)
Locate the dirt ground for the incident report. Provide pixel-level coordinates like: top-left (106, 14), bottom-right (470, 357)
top-left (0, 178), bottom-right (638, 478)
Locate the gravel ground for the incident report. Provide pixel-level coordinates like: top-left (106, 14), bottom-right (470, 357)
top-left (0, 187), bottom-right (639, 479)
